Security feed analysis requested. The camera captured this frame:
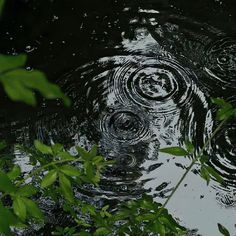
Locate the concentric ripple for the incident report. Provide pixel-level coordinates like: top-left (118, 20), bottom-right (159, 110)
top-left (209, 122), bottom-right (236, 188)
top-left (109, 56), bottom-right (197, 113)
top-left (204, 37), bottom-right (236, 88)
top-left (99, 106), bottom-right (150, 144)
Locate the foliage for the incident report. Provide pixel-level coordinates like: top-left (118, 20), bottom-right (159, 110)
top-left (0, 0), bottom-right (4, 15)
top-left (0, 54), bottom-right (70, 106)
top-left (218, 223), bottom-right (231, 236)
top-left (0, 2), bottom-right (235, 235)
top-left (0, 141), bottom-right (186, 235)
top-left (160, 97), bottom-right (236, 236)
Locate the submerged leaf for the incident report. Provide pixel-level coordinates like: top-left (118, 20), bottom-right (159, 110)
top-left (159, 147), bottom-right (189, 156)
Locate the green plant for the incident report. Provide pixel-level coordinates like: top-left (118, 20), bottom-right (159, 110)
top-left (0, 54), bottom-right (70, 106)
top-left (0, 141), bottom-right (186, 236)
top-left (159, 97), bottom-right (236, 236)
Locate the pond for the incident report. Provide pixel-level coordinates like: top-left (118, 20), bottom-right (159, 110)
top-left (0, 0), bottom-right (236, 235)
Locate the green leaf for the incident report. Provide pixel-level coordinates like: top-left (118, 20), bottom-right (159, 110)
top-left (84, 162), bottom-right (95, 182)
top-left (22, 198), bottom-right (44, 220)
top-left (81, 204), bottom-right (96, 216)
top-left (217, 223), bottom-right (230, 236)
top-left (88, 145), bottom-right (98, 158)
top-left (200, 166), bottom-right (210, 185)
top-left (51, 143), bottom-right (63, 154)
top-left (0, 140), bottom-right (7, 150)
top-left (0, 203), bottom-right (13, 236)
top-left (211, 98), bottom-right (231, 107)
top-left (17, 185), bottom-right (38, 197)
top-left (205, 166), bottom-right (224, 184)
top-left (199, 155), bottom-right (209, 164)
top-left (184, 140), bottom-right (194, 154)
top-left (34, 140), bottom-right (53, 154)
top-left (59, 173), bottom-right (74, 203)
top-left (0, 69), bottom-right (70, 106)
top-left (13, 197), bottom-right (26, 221)
top-left (149, 221), bottom-right (165, 236)
top-left (0, 0), bottom-right (4, 15)
top-left (76, 146), bottom-right (90, 159)
top-left (217, 108), bottom-right (235, 121)
top-left (78, 233), bottom-right (92, 236)
top-left (0, 54), bottom-right (26, 74)
top-left (7, 165), bottom-right (21, 181)
top-left (58, 151), bottom-right (75, 160)
top-left (59, 165), bottom-right (81, 177)
top-left (0, 171), bottom-right (16, 193)
top-left (159, 216), bottom-right (178, 232)
top-left (159, 147), bottom-right (189, 156)
top-left (94, 227), bottom-right (110, 236)
top-left (211, 98), bottom-right (235, 121)
top-left (41, 170), bottom-right (58, 188)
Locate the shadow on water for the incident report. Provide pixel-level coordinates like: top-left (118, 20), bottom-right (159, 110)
top-left (0, 0), bottom-right (236, 235)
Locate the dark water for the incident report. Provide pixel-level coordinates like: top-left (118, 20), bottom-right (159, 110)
top-left (0, 0), bottom-right (236, 235)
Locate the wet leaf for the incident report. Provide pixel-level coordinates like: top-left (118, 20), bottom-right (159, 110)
top-left (159, 147), bottom-right (189, 156)
top-left (218, 223), bottom-right (230, 236)
top-left (7, 165), bottom-right (21, 181)
top-left (41, 170), bottom-right (58, 188)
top-left (22, 198), bottom-right (44, 220)
top-left (59, 173), bottom-right (74, 203)
top-left (0, 69), bottom-right (70, 106)
top-left (0, 171), bottom-right (16, 193)
top-left (34, 140), bottom-right (53, 154)
top-left (13, 197), bottom-right (26, 221)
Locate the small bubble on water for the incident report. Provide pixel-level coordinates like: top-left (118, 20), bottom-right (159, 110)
top-left (52, 15), bottom-right (59, 21)
top-left (25, 45), bottom-right (35, 53)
